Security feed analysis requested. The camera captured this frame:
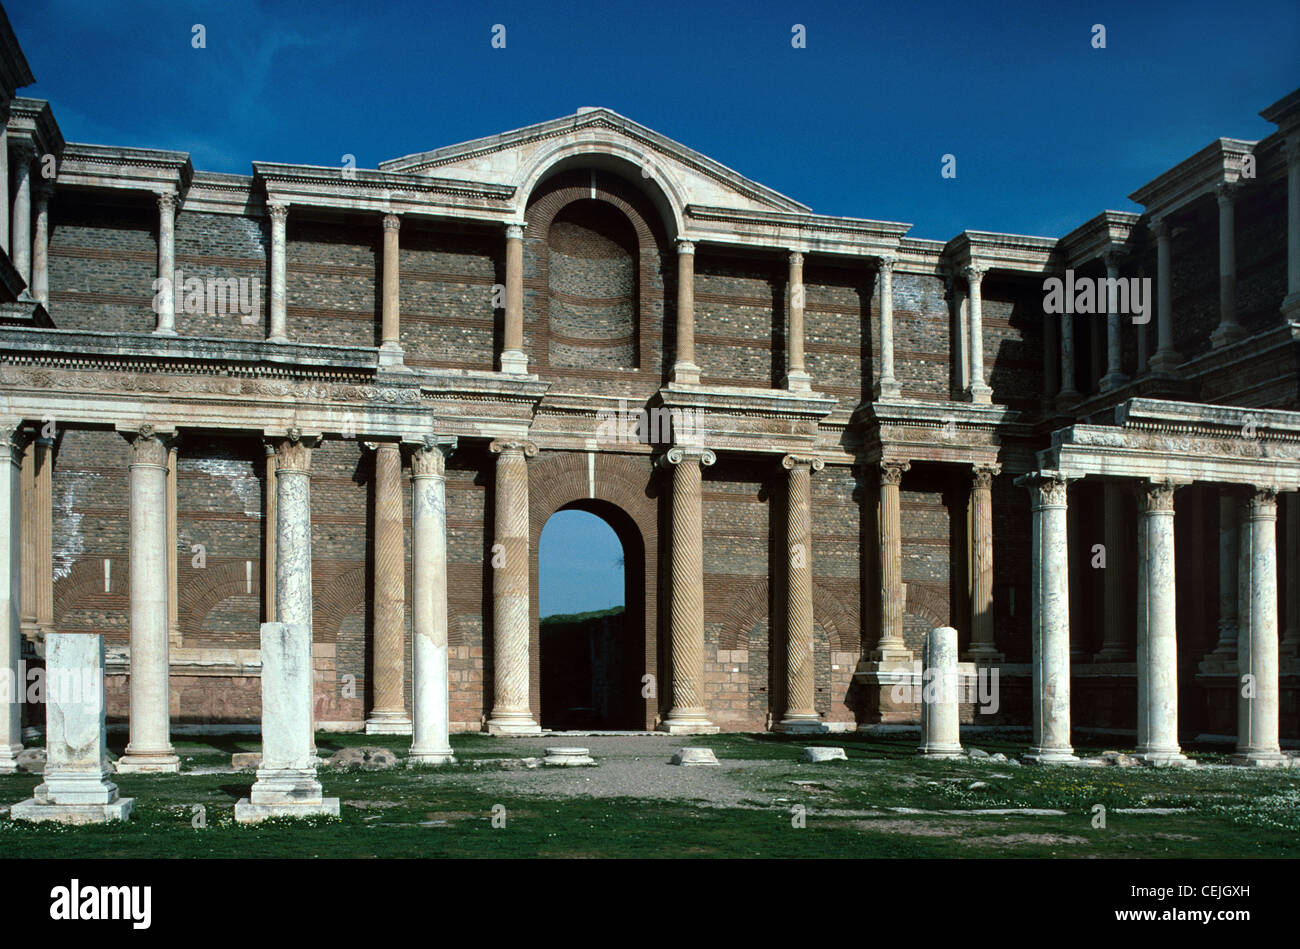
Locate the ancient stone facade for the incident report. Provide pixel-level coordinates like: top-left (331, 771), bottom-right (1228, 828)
top-left (0, 10), bottom-right (1297, 758)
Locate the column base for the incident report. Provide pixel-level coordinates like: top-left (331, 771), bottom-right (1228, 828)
top-left (152, 327), bottom-right (178, 337)
top-left (1229, 750), bottom-right (1289, 768)
top-left (963, 646), bottom-right (1005, 664)
top-left (364, 715), bottom-right (413, 736)
top-left (1099, 371), bottom-right (1130, 393)
top-left (869, 646), bottom-right (914, 664)
top-left (0, 743), bottom-right (22, 774)
top-left (485, 712), bottom-right (541, 735)
top-left (1280, 291), bottom-right (1300, 320)
top-left (1135, 750), bottom-right (1194, 767)
top-left (408, 751), bottom-right (456, 766)
top-left (11, 798), bottom-right (133, 824)
top-left (267, 334), bottom-right (289, 344)
top-left (1093, 647), bottom-right (1133, 663)
top-left (966, 382), bottom-right (992, 405)
top-left (783, 370), bottom-right (812, 393)
top-left (1210, 323), bottom-right (1248, 348)
top-left (235, 797), bottom-right (339, 823)
top-left (499, 349), bottom-right (528, 374)
top-left (917, 744), bottom-right (965, 759)
top-left (377, 342), bottom-right (409, 369)
top-left (1148, 350), bottom-right (1182, 376)
top-left (659, 710), bottom-right (719, 735)
top-left (669, 361), bottom-right (701, 385)
top-left (1022, 747), bottom-right (1079, 765)
top-left (115, 753), bottom-right (181, 774)
top-left (875, 379), bottom-right (902, 401)
top-left (774, 715), bottom-right (826, 734)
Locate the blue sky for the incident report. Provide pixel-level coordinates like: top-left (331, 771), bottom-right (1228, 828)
top-left (11, 0), bottom-right (1299, 240)
top-left (538, 510), bottom-right (624, 617)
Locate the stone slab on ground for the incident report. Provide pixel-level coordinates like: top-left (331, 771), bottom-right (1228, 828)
top-left (801, 746), bottom-right (847, 762)
top-left (15, 748), bottom-right (45, 773)
top-left (543, 747), bottom-right (596, 766)
top-left (11, 798), bottom-right (133, 824)
top-left (233, 798), bottom-right (340, 822)
top-left (671, 747), bottom-right (719, 766)
top-left (231, 752), bottom-right (261, 770)
top-left (324, 746), bottom-right (398, 770)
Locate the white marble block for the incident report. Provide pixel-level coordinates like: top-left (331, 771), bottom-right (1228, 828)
top-left (11, 633), bottom-right (132, 824)
top-left (235, 622), bottom-right (338, 822)
top-left (801, 747), bottom-right (848, 762)
top-left (671, 747), bottom-right (719, 766)
top-left (918, 626), bottom-right (964, 758)
top-left (542, 746), bottom-right (596, 766)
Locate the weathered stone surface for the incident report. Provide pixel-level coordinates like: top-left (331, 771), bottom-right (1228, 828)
top-left (231, 752), bottom-right (261, 770)
top-left (670, 747), bottom-right (718, 766)
top-left (801, 746), bottom-right (847, 762)
top-left (325, 746), bottom-right (399, 771)
top-left (918, 626), bottom-right (963, 758)
top-left (16, 747), bottom-right (44, 773)
top-left (543, 746), bottom-right (596, 766)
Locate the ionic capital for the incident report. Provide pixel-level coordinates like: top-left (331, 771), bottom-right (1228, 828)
top-left (489, 438), bottom-right (537, 458)
top-left (782, 453), bottom-right (824, 472)
top-left (661, 445), bottom-right (716, 469)
top-left (676, 239), bottom-right (695, 256)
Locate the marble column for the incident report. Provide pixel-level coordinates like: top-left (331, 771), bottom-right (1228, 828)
top-left (485, 439), bottom-right (539, 734)
top-left (31, 181), bottom-right (49, 308)
top-left (1208, 491), bottom-right (1241, 662)
top-left (1149, 218), bottom-right (1180, 374)
top-left (117, 426), bottom-right (180, 773)
top-left (1283, 493), bottom-right (1299, 657)
top-left (874, 461), bottom-right (911, 661)
top-left (18, 437), bottom-right (35, 642)
top-left (33, 435), bottom-right (51, 636)
top-left (1282, 134), bottom-right (1300, 319)
top-left (876, 255), bottom-right (901, 399)
top-left (1234, 487), bottom-right (1286, 766)
top-left (1211, 184), bottom-right (1246, 347)
top-left (1094, 481), bottom-right (1131, 661)
top-left (166, 445), bottom-right (178, 647)
top-left (379, 213), bottom-right (405, 367)
top-left (918, 626), bottom-right (963, 757)
top-left (785, 251), bottom-right (811, 392)
top-left (500, 224), bottom-right (527, 374)
top-left (1057, 307), bottom-right (1079, 406)
top-left (777, 454), bottom-right (822, 731)
top-left (273, 431), bottom-right (318, 752)
top-left (671, 239), bottom-right (700, 384)
top-left (1135, 480), bottom-right (1188, 765)
top-left (660, 445), bottom-right (718, 733)
top-left (263, 443), bottom-right (277, 623)
top-left (0, 118), bottom-right (9, 255)
top-left (0, 423), bottom-right (26, 775)
top-left (235, 621), bottom-right (339, 822)
top-left (1020, 471), bottom-right (1077, 763)
top-left (153, 192), bottom-right (178, 336)
top-left (267, 201), bottom-right (288, 343)
top-left (11, 633), bottom-right (133, 824)
top-left (964, 264), bottom-right (992, 404)
top-left (1099, 251), bottom-right (1129, 391)
top-left (366, 442), bottom-right (410, 734)
top-left (10, 142), bottom-right (32, 287)
top-left (409, 436), bottom-right (456, 764)
top-left (966, 464), bottom-right (1002, 662)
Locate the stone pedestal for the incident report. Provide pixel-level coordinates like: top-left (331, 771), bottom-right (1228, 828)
top-left (918, 626), bottom-right (963, 758)
top-left (1135, 481), bottom-right (1189, 766)
top-left (409, 437), bottom-right (456, 764)
top-left (12, 633), bottom-right (133, 824)
top-left (236, 622), bottom-right (339, 822)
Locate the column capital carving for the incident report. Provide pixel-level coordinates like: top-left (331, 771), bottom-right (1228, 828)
top-left (876, 254), bottom-right (896, 272)
top-left (266, 200), bottom-right (289, 223)
top-left (1101, 247), bottom-right (1124, 273)
top-left (880, 460), bottom-right (910, 486)
top-left (1136, 479), bottom-right (1178, 513)
top-left (0, 420), bottom-right (31, 463)
top-left (660, 445), bottom-right (715, 468)
top-left (271, 428), bottom-right (321, 473)
top-left (963, 262), bottom-right (986, 284)
top-left (381, 212), bottom-right (401, 231)
top-left (788, 250), bottom-right (804, 267)
top-left (505, 223), bottom-right (525, 241)
top-left (782, 453), bottom-right (824, 472)
top-left (676, 238), bottom-right (695, 255)
top-left (156, 191), bottom-right (179, 215)
top-left (411, 435), bottom-right (457, 477)
top-left (971, 464), bottom-right (1001, 489)
top-left (1149, 216), bottom-right (1169, 239)
top-left (1216, 181), bottom-right (1239, 206)
top-left (1283, 132), bottom-right (1300, 162)
top-left (1247, 485), bottom-right (1279, 519)
top-left (122, 424), bottom-right (177, 467)
top-left (489, 438), bottom-right (537, 458)
top-left (1016, 470), bottom-right (1071, 508)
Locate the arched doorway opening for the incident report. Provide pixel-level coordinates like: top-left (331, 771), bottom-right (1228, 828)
top-left (538, 501), bottom-right (645, 730)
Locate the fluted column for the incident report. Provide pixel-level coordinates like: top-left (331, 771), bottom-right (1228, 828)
top-left (966, 464), bottom-right (1002, 662)
top-left (31, 181), bottom-right (49, 309)
top-left (10, 142), bottom-right (32, 287)
top-left (117, 425), bottom-right (180, 773)
top-left (1149, 218), bottom-right (1180, 374)
top-left (784, 251), bottom-right (811, 392)
top-left (777, 454), bottom-right (822, 731)
top-left (1095, 481), bottom-right (1131, 661)
top-left (964, 264), bottom-right (991, 403)
top-left (1210, 184), bottom-right (1246, 347)
top-left (1135, 480), bottom-right (1188, 765)
top-left (874, 461), bottom-right (911, 661)
top-left (671, 239), bottom-right (700, 384)
top-left (0, 423), bottom-right (27, 774)
top-left (660, 444), bottom-right (717, 733)
top-left (409, 436), bottom-right (456, 764)
top-left (1282, 134), bottom-right (1300, 318)
top-left (500, 224), bottom-right (527, 374)
top-left (379, 213), bottom-right (405, 367)
top-left (273, 431), bottom-right (318, 752)
top-left (876, 255), bottom-right (901, 399)
top-left (1100, 251), bottom-right (1129, 391)
top-left (1283, 493), bottom-right (1299, 657)
top-left (486, 439), bottom-right (539, 734)
top-left (366, 442), bottom-right (410, 734)
top-left (267, 201), bottom-right (288, 343)
top-left (1235, 487), bottom-right (1285, 766)
top-left (153, 192), bottom-right (178, 336)
top-left (1019, 471), bottom-right (1077, 763)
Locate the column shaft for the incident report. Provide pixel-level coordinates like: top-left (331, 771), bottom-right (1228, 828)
top-left (660, 446), bottom-right (717, 733)
top-left (875, 462), bottom-right (910, 660)
top-left (1211, 185), bottom-right (1244, 347)
top-left (273, 433), bottom-right (316, 752)
top-left (0, 425), bottom-right (25, 773)
top-left (118, 428), bottom-right (180, 772)
top-left (500, 224), bottom-right (527, 373)
top-left (31, 183), bottom-right (48, 308)
top-left (785, 251), bottom-right (811, 391)
top-left (964, 265), bottom-right (991, 403)
top-left (1095, 481), bottom-right (1130, 661)
top-left (1209, 491), bottom-right (1241, 659)
top-left (154, 193), bottom-right (177, 335)
top-left (671, 240), bottom-right (699, 384)
top-left (11, 145), bottom-right (31, 285)
top-left (1284, 134), bottom-right (1300, 313)
top-left (1283, 493), bottom-right (1299, 656)
top-left (166, 445), bottom-right (178, 646)
top-left (379, 214), bottom-right (404, 365)
top-left (263, 444), bottom-right (276, 623)
top-left (267, 202), bottom-right (288, 343)
top-left (1100, 254), bottom-right (1129, 391)
top-left (876, 256), bottom-right (900, 399)
top-left (18, 439), bottom-right (34, 639)
top-left (366, 442), bottom-right (410, 734)
top-left (967, 465), bottom-right (1002, 661)
top-left (1135, 481), bottom-right (1187, 764)
top-left (1235, 488), bottom-right (1285, 765)
top-left (410, 437), bottom-right (456, 763)
top-left (0, 126), bottom-right (9, 255)
top-left (1150, 219), bottom-right (1180, 373)
top-left (486, 440), bottom-right (538, 733)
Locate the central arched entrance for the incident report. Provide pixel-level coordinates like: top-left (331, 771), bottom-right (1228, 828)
top-left (538, 500), bottom-right (646, 730)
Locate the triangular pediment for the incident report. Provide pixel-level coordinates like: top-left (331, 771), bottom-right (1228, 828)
top-left (378, 107), bottom-right (811, 217)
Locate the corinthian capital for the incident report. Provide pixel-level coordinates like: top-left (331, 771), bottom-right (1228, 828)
top-left (879, 460), bottom-right (909, 486)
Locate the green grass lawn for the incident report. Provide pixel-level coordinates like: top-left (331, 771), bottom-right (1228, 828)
top-left (0, 732), bottom-right (1296, 858)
